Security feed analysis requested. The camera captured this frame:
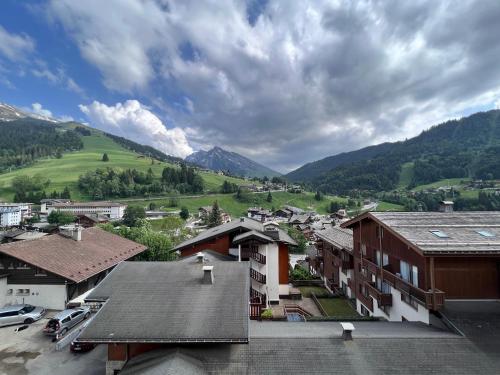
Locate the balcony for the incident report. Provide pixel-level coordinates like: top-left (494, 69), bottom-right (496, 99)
top-left (347, 278), bottom-right (354, 290)
top-left (361, 257), bottom-right (378, 274)
top-left (250, 251), bottom-right (266, 264)
top-left (365, 282), bottom-right (392, 307)
top-left (382, 269), bottom-right (445, 310)
top-left (250, 268), bottom-right (266, 284)
top-left (341, 257), bottom-right (354, 270)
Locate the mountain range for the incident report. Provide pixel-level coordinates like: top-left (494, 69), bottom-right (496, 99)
top-left (186, 146), bottom-right (281, 178)
top-left (287, 110), bottom-right (500, 194)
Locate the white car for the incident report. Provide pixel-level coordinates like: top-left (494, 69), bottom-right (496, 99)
top-left (0, 304), bottom-right (45, 327)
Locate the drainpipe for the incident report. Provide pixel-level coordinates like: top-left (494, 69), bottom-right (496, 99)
top-left (238, 244), bottom-right (241, 262)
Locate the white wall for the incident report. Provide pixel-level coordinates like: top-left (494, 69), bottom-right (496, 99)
top-left (264, 242), bottom-right (279, 302)
top-left (0, 277), bottom-right (7, 307)
top-left (3, 284), bottom-right (67, 310)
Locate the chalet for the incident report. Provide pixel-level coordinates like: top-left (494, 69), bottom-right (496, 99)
top-left (314, 227), bottom-right (354, 296)
top-left (174, 218), bottom-right (297, 304)
top-left (288, 213), bottom-right (313, 226)
top-left (76, 256), bottom-right (249, 374)
top-left (247, 207), bottom-right (273, 222)
top-left (76, 213), bottom-right (110, 228)
top-left (48, 201), bottom-right (127, 220)
top-left (0, 225), bottom-right (147, 309)
top-left (198, 206), bottom-right (231, 224)
top-left (341, 211), bottom-right (500, 323)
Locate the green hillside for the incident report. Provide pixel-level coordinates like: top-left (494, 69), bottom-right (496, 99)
top-left (0, 131), bottom-right (250, 201)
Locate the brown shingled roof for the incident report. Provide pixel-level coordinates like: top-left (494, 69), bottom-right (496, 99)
top-left (0, 227), bottom-right (147, 283)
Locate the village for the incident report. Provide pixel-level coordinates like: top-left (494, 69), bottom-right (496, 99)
top-left (0, 195), bottom-right (499, 374)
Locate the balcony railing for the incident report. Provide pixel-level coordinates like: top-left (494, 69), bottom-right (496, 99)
top-left (341, 257), bottom-right (354, 270)
top-left (250, 251), bottom-right (266, 264)
top-left (362, 258), bottom-right (445, 310)
top-left (365, 282), bottom-right (392, 307)
top-left (250, 268), bottom-right (266, 284)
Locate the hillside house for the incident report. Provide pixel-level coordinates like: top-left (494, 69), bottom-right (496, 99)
top-left (247, 207), bottom-right (273, 222)
top-left (48, 201), bottom-right (127, 220)
top-left (0, 226), bottom-right (146, 309)
top-left (174, 218), bottom-right (297, 304)
top-left (198, 206), bottom-right (231, 224)
top-left (341, 211), bottom-right (500, 323)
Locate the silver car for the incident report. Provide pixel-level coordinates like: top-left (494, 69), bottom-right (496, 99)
top-left (43, 307), bottom-right (91, 337)
top-left (0, 304), bottom-right (46, 327)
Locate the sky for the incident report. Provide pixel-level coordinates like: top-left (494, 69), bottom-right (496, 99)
top-left (1, 0), bottom-right (500, 172)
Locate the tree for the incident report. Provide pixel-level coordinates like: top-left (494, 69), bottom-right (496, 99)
top-left (47, 210), bottom-right (75, 225)
top-left (55, 149), bottom-right (63, 159)
top-left (328, 201), bottom-right (341, 213)
top-left (207, 201), bottom-right (222, 228)
top-left (149, 202), bottom-right (157, 210)
top-left (102, 153), bottom-right (109, 162)
top-left (266, 191), bottom-right (273, 203)
top-left (123, 205), bottom-right (146, 227)
top-left (314, 191), bottom-right (322, 201)
top-left (61, 186), bottom-right (71, 199)
top-left (180, 206), bottom-right (189, 220)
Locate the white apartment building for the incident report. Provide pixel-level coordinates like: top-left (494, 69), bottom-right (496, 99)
top-left (48, 201), bottom-right (127, 219)
top-left (0, 207), bottom-right (21, 227)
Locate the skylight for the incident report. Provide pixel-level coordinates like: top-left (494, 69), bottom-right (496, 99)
top-left (430, 230), bottom-right (449, 238)
top-left (476, 230), bottom-right (495, 238)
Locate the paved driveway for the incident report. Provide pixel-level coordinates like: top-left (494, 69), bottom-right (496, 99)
top-left (0, 314), bottom-right (105, 375)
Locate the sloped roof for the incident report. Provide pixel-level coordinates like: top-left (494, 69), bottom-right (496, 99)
top-left (174, 218), bottom-right (297, 250)
top-left (233, 230), bottom-right (274, 244)
top-left (343, 211), bottom-right (500, 254)
top-left (315, 227), bottom-right (353, 250)
top-left (79, 260), bottom-right (249, 343)
top-left (0, 227), bottom-right (147, 283)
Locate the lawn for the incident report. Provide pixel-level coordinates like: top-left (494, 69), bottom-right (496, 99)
top-left (0, 132), bottom-right (251, 201)
top-left (411, 178), bottom-right (470, 192)
top-left (298, 286), bottom-right (331, 298)
top-left (317, 298), bottom-right (359, 317)
top-left (376, 201), bottom-right (405, 211)
top-left (120, 191), bottom-right (348, 219)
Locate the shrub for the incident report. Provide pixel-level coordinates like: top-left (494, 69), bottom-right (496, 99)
top-left (261, 309), bottom-right (273, 319)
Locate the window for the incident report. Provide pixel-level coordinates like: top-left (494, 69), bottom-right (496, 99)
top-left (360, 304), bottom-right (370, 317)
top-left (399, 261), bottom-right (418, 287)
top-left (16, 289), bottom-right (30, 296)
top-left (476, 230), bottom-right (495, 238)
top-left (62, 316), bottom-right (71, 323)
top-left (430, 230), bottom-right (449, 238)
top-left (71, 311), bottom-right (83, 319)
top-left (6, 289), bottom-right (12, 296)
top-left (35, 267), bottom-right (47, 276)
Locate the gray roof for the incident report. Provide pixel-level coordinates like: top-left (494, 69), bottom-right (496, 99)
top-left (79, 260), bottom-right (249, 343)
top-left (315, 226), bottom-right (353, 250)
top-left (289, 214), bottom-right (312, 224)
top-left (233, 230), bottom-right (274, 244)
top-left (174, 217), bottom-right (297, 250)
top-left (370, 212), bottom-right (500, 254)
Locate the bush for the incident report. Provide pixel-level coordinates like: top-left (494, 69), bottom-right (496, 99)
top-left (290, 266), bottom-right (315, 281)
top-left (261, 309), bottom-right (273, 319)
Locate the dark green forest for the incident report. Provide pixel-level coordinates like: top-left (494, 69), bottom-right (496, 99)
top-left (0, 119), bottom-right (83, 173)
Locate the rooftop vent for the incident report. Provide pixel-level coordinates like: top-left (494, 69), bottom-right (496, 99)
top-left (203, 265), bottom-right (214, 284)
top-left (59, 225), bottom-right (82, 241)
top-left (196, 252), bottom-right (205, 263)
top-left (240, 217), bottom-right (245, 222)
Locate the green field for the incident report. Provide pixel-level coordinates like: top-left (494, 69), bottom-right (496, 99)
top-left (0, 133), bottom-right (251, 201)
top-left (120, 191), bottom-right (347, 218)
top-left (411, 178), bottom-right (470, 192)
top-left (376, 201), bottom-right (405, 211)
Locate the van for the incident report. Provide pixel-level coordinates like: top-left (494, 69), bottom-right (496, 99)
top-left (43, 307), bottom-right (91, 337)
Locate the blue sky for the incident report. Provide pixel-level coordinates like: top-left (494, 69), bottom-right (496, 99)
top-left (1, 0), bottom-right (500, 172)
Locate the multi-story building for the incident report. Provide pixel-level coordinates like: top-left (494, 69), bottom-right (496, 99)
top-left (40, 198), bottom-right (71, 214)
top-left (0, 207), bottom-right (21, 227)
top-left (0, 203), bottom-right (32, 224)
top-left (174, 218), bottom-right (296, 305)
top-left (314, 227), bottom-right (354, 297)
top-left (48, 201), bottom-right (127, 219)
top-left (341, 211), bottom-right (500, 323)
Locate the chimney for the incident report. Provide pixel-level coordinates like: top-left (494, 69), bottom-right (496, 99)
top-left (203, 266), bottom-right (214, 284)
top-left (59, 225), bottom-right (82, 241)
top-left (439, 201), bottom-right (454, 213)
top-left (240, 217), bottom-right (245, 222)
top-left (196, 252), bottom-right (204, 263)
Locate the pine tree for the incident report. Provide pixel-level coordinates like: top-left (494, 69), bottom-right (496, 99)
top-left (207, 201), bottom-right (223, 228)
top-left (267, 191), bottom-right (272, 203)
top-left (102, 153), bottom-right (109, 162)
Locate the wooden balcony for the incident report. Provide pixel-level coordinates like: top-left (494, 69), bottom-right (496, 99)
top-left (361, 257), bottom-right (378, 274)
top-left (250, 268), bottom-right (266, 284)
top-left (347, 278), bottom-right (354, 290)
top-left (250, 251), bottom-right (266, 264)
top-left (365, 282), bottom-right (392, 307)
top-left (382, 269), bottom-right (445, 310)
top-left (341, 257), bottom-right (354, 270)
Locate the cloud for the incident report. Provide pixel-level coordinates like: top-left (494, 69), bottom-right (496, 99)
top-left (31, 62), bottom-right (85, 96)
top-left (79, 100), bottom-right (193, 158)
top-left (48, 0), bottom-right (500, 171)
top-left (0, 25), bottom-right (35, 61)
top-left (31, 102), bottom-right (53, 118)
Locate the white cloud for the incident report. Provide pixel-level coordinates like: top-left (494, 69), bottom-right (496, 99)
top-left (0, 25), bottom-right (35, 61)
top-left (31, 63), bottom-right (85, 96)
top-left (79, 100), bottom-right (193, 158)
top-left (48, 0), bottom-right (500, 171)
top-left (31, 102), bottom-right (53, 118)
top-left (495, 99), bottom-right (500, 110)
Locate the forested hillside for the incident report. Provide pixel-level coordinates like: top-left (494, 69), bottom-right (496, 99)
top-left (288, 110), bottom-right (500, 194)
top-left (0, 119), bottom-right (83, 173)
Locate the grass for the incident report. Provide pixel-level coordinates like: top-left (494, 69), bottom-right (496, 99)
top-left (411, 178), bottom-right (470, 192)
top-left (376, 201), bottom-right (405, 211)
top-left (0, 132), bottom-right (251, 201)
top-left (317, 298), bottom-right (359, 317)
top-left (297, 286), bottom-right (331, 298)
top-left (120, 191), bottom-right (348, 218)
top-left (397, 162), bottom-right (414, 188)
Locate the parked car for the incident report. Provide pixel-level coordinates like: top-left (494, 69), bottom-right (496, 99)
top-left (70, 341), bottom-right (97, 353)
top-left (0, 304), bottom-right (45, 327)
top-left (43, 307), bottom-right (91, 337)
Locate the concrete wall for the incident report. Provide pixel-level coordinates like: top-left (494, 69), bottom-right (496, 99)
top-left (3, 284), bottom-right (67, 310)
top-left (265, 243), bottom-right (280, 302)
top-left (339, 269), bottom-right (353, 298)
top-left (0, 277), bottom-right (6, 307)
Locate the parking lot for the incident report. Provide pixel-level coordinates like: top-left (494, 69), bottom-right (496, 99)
top-left (0, 312), bottom-right (106, 375)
